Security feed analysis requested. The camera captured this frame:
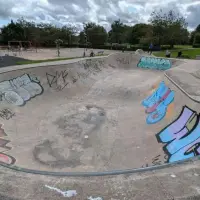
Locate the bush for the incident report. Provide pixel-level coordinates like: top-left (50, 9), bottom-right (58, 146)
top-left (181, 54), bottom-right (190, 59)
top-left (193, 43), bottom-right (200, 48)
top-left (62, 43), bottom-right (79, 48)
top-left (194, 33), bottom-right (200, 45)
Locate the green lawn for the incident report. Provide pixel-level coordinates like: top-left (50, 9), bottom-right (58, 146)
top-left (160, 45), bottom-right (192, 50)
top-left (16, 54), bottom-right (108, 65)
top-left (173, 45), bottom-right (192, 49)
top-left (154, 48), bottom-right (200, 59)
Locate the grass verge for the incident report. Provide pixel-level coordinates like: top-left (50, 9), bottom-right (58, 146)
top-left (154, 48), bottom-right (200, 59)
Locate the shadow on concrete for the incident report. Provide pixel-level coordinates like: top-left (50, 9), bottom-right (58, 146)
top-left (0, 56), bottom-right (30, 68)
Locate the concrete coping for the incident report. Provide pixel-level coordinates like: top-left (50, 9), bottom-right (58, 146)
top-left (0, 55), bottom-right (110, 74)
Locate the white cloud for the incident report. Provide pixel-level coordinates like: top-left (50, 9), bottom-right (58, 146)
top-left (0, 0), bottom-right (199, 31)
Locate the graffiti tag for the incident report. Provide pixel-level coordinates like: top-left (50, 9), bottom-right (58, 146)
top-left (142, 81), bottom-right (174, 124)
top-left (0, 108), bottom-right (15, 120)
top-left (137, 57), bottom-right (171, 70)
top-left (82, 59), bottom-right (102, 73)
top-left (46, 70), bottom-right (69, 91)
top-left (157, 106), bottom-right (200, 163)
top-left (0, 74), bottom-right (43, 106)
top-left (0, 153), bottom-right (16, 165)
top-left (116, 57), bottom-right (130, 64)
top-left (0, 124), bottom-right (15, 165)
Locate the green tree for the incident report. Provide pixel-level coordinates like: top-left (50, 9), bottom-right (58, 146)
top-left (1, 20), bottom-right (24, 41)
top-left (193, 33), bottom-right (200, 45)
top-left (87, 25), bottom-right (107, 46)
top-left (190, 24), bottom-right (200, 45)
top-left (83, 22), bottom-right (96, 42)
top-left (109, 20), bottom-right (124, 44)
top-left (195, 24), bottom-right (200, 32)
top-left (149, 9), bottom-right (188, 47)
top-left (79, 31), bottom-right (86, 44)
top-left (131, 23), bottom-right (153, 44)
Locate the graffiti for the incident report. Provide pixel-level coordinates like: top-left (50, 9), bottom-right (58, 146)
top-left (0, 74), bottom-right (43, 106)
top-left (72, 76), bottom-right (78, 83)
top-left (0, 124), bottom-right (6, 137)
top-left (108, 64), bottom-right (116, 68)
top-left (137, 57), bottom-right (171, 70)
top-left (82, 59), bottom-right (103, 74)
top-left (142, 81), bottom-right (175, 124)
top-left (0, 153), bottom-right (16, 165)
top-left (0, 138), bottom-right (11, 150)
top-left (157, 106), bottom-right (200, 163)
top-left (88, 197), bottom-right (103, 200)
top-left (46, 70), bottom-right (69, 91)
top-left (141, 163), bottom-right (149, 168)
top-left (152, 155), bottom-right (162, 166)
top-left (141, 155), bottom-right (167, 168)
top-left (0, 125), bottom-right (15, 165)
top-left (116, 57), bottom-right (130, 64)
top-left (45, 185), bottom-right (77, 197)
top-left (0, 108), bottom-right (15, 120)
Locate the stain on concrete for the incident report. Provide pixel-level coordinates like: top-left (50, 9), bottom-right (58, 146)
top-left (54, 105), bottom-right (106, 139)
top-left (33, 140), bottom-right (82, 168)
top-left (84, 105), bottom-right (106, 125)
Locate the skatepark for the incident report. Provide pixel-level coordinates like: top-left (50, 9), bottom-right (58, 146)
top-left (0, 49), bottom-right (199, 173)
top-left (1, 50), bottom-right (200, 199)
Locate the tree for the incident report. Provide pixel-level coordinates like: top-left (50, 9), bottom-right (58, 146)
top-left (131, 23), bottom-right (153, 44)
top-left (149, 9), bottom-right (188, 47)
top-left (83, 22), bottom-right (96, 42)
top-left (193, 33), bottom-right (200, 45)
top-left (79, 31), bottom-right (86, 44)
top-left (109, 20), bottom-right (124, 44)
top-left (87, 25), bottom-right (107, 46)
top-left (1, 20), bottom-right (25, 42)
top-left (195, 24), bottom-right (200, 32)
top-left (190, 24), bottom-right (200, 45)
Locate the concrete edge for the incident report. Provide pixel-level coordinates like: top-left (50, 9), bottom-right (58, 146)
top-left (0, 55), bottom-right (111, 74)
top-left (0, 155), bottom-right (200, 177)
top-left (164, 72), bottom-right (200, 103)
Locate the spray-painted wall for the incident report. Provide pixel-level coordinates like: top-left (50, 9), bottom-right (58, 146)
top-left (157, 106), bottom-right (200, 163)
top-left (137, 57), bottom-right (171, 70)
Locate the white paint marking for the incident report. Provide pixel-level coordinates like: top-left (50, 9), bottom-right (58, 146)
top-left (45, 185), bottom-right (77, 197)
top-left (170, 174), bottom-right (176, 178)
top-left (88, 197), bottom-right (103, 200)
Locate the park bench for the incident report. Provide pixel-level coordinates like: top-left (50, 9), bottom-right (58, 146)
top-left (97, 51), bottom-right (104, 56)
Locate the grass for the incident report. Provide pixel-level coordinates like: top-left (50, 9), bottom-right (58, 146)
top-left (161, 45), bottom-right (192, 50)
top-left (173, 45), bottom-right (192, 49)
top-left (153, 48), bottom-right (200, 59)
top-left (16, 54), bottom-right (108, 65)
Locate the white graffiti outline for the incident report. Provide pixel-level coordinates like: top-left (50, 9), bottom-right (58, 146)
top-left (0, 74), bottom-right (43, 106)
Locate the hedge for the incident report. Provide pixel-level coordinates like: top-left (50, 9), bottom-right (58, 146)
top-left (193, 44), bottom-right (200, 48)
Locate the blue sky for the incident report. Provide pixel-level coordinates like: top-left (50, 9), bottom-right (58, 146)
top-left (0, 0), bottom-right (199, 31)
top-left (0, 19), bottom-right (10, 27)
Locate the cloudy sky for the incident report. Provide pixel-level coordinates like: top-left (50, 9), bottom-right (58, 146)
top-left (0, 0), bottom-right (200, 31)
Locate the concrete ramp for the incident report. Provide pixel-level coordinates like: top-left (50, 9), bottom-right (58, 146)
top-left (0, 53), bottom-right (199, 175)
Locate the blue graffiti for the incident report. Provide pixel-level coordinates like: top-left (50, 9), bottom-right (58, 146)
top-left (157, 106), bottom-right (200, 163)
top-left (137, 57), bottom-right (171, 70)
top-left (142, 81), bottom-right (174, 124)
